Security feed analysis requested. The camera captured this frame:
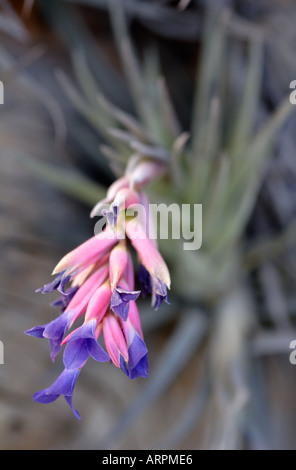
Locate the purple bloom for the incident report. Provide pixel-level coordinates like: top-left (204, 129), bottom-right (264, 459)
top-left (33, 368), bottom-right (81, 419)
top-left (120, 355), bottom-right (129, 376)
top-left (27, 166), bottom-right (173, 418)
top-left (63, 320), bottom-right (110, 370)
top-left (110, 286), bottom-right (141, 321)
top-left (101, 204), bottom-right (118, 230)
top-left (120, 301), bottom-right (148, 379)
top-left (126, 219), bottom-right (171, 307)
top-left (51, 286), bottom-right (79, 312)
top-left (139, 265), bottom-right (169, 310)
top-left (25, 311), bottom-right (73, 361)
top-left (36, 271), bottom-right (71, 295)
top-left (128, 334), bottom-right (148, 379)
top-left (139, 264), bottom-right (152, 297)
top-left (103, 313), bottom-right (129, 373)
top-left (153, 277), bottom-right (170, 310)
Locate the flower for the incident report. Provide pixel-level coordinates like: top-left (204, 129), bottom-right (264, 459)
top-left (26, 156), bottom-right (170, 418)
top-left (120, 301), bottom-right (148, 379)
top-left (103, 312), bottom-right (129, 375)
top-left (36, 271), bottom-right (71, 295)
top-left (126, 219), bottom-right (171, 310)
top-left (25, 264), bottom-right (110, 361)
top-left (25, 310), bottom-right (74, 361)
top-left (51, 286), bottom-right (79, 313)
top-left (33, 368), bottom-right (81, 420)
top-left (63, 320), bottom-right (110, 370)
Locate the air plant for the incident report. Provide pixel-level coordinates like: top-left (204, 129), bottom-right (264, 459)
top-left (25, 156), bottom-right (171, 419)
top-left (19, 0), bottom-right (296, 449)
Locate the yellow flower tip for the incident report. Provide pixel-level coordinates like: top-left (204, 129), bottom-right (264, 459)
top-left (51, 254), bottom-right (72, 275)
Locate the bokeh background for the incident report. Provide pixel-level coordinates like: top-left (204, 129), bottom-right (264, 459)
top-left (1, 0), bottom-right (296, 450)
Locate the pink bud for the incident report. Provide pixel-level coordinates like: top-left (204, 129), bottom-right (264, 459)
top-left (103, 313), bottom-right (129, 368)
top-left (62, 319), bottom-right (103, 346)
top-left (139, 191), bottom-right (157, 247)
top-left (85, 281), bottom-right (112, 324)
top-left (112, 187), bottom-right (140, 210)
top-left (124, 250), bottom-right (135, 291)
top-left (52, 225), bottom-right (118, 275)
top-left (126, 219), bottom-right (171, 289)
top-left (64, 265), bottom-right (109, 325)
top-left (109, 243), bottom-right (129, 290)
top-left (90, 176), bottom-right (129, 218)
top-left (71, 252), bottom-right (110, 287)
top-left (129, 160), bottom-right (165, 189)
top-left (121, 301), bottom-right (143, 346)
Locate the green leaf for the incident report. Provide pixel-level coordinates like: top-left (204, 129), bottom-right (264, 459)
top-left (229, 36), bottom-right (263, 166)
top-left (17, 153), bottom-right (105, 206)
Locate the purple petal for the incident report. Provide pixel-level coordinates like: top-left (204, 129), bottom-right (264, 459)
top-left (128, 334), bottom-right (148, 379)
top-left (129, 355), bottom-right (149, 379)
top-left (33, 368), bottom-right (81, 419)
top-left (36, 271), bottom-right (71, 295)
top-left (139, 265), bottom-right (169, 310)
top-left (25, 326), bottom-right (62, 362)
top-left (152, 278), bottom-right (169, 311)
top-left (63, 340), bottom-right (90, 369)
top-left (138, 264), bottom-right (152, 297)
top-left (43, 312), bottom-right (71, 342)
top-left (33, 390), bottom-right (59, 404)
top-left (65, 395), bottom-right (81, 420)
top-left (67, 321), bottom-right (97, 341)
top-left (25, 311), bottom-right (72, 362)
top-left (128, 334), bottom-right (148, 369)
top-left (120, 355), bottom-right (129, 376)
top-left (48, 339), bottom-right (63, 363)
top-left (57, 275), bottom-right (72, 295)
top-left (111, 287), bottom-right (141, 321)
top-left (63, 320), bottom-right (110, 370)
top-left (45, 368), bottom-right (79, 396)
top-left (43, 312), bottom-right (72, 360)
top-left (102, 205), bottom-right (118, 230)
top-left (25, 325), bottom-right (46, 338)
top-left (87, 339), bottom-right (110, 363)
top-left (51, 286), bottom-right (79, 312)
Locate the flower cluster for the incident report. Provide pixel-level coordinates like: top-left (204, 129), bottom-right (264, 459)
top-left (25, 159), bottom-right (170, 419)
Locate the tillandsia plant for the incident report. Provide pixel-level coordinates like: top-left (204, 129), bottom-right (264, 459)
top-left (25, 157), bottom-right (171, 419)
top-left (19, 0), bottom-right (296, 448)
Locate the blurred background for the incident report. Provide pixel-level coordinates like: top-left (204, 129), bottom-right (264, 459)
top-left (1, 0), bottom-right (296, 450)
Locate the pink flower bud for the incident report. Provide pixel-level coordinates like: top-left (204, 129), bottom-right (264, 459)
top-left (52, 225), bottom-right (118, 275)
top-left (126, 219), bottom-right (171, 289)
top-left (129, 159), bottom-right (166, 189)
top-left (84, 281), bottom-right (112, 324)
top-left (109, 242), bottom-right (129, 290)
top-left (90, 176), bottom-right (129, 218)
top-left (103, 313), bottom-right (129, 369)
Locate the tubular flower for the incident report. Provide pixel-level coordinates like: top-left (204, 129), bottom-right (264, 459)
top-left (26, 157), bottom-right (170, 418)
top-left (33, 368), bottom-right (81, 420)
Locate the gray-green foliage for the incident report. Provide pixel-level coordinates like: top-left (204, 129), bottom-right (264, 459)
top-left (9, 0), bottom-right (296, 449)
